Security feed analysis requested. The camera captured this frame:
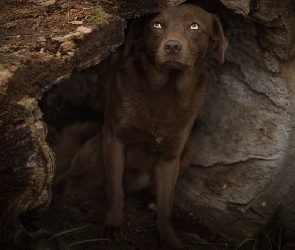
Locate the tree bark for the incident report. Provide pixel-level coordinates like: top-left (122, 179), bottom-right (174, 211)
top-left (176, 0), bottom-right (295, 244)
top-left (0, 0), bottom-right (185, 248)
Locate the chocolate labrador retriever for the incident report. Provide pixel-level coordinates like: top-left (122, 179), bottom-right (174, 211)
top-left (103, 4), bottom-right (227, 249)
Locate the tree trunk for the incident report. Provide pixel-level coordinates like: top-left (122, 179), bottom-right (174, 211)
top-left (1, 0), bottom-right (295, 248)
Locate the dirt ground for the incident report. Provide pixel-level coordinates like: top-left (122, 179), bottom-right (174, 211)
top-left (35, 186), bottom-right (233, 250)
top-left (0, 0), bottom-right (94, 54)
top-left (34, 173), bottom-right (295, 250)
top-left (0, 0), bottom-right (138, 53)
top-left (0, 0), bottom-right (161, 56)
top-left (33, 176), bottom-right (295, 250)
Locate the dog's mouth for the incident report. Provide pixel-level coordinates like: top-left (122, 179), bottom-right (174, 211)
top-left (156, 55), bottom-right (189, 70)
top-left (162, 60), bottom-right (184, 69)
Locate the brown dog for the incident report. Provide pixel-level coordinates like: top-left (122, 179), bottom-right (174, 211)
top-left (102, 3), bottom-right (227, 249)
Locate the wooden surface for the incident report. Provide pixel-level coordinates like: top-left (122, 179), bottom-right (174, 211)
top-left (178, 0), bottom-right (295, 243)
top-left (0, 0), bottom-right (185, 248)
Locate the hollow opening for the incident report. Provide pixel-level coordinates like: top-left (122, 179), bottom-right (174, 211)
top-left (39, 65), bottom-right (106, 143)
top-left (33, 1), bottom-right (295, 248)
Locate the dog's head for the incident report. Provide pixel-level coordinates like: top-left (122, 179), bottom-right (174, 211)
top-left (124, 4), bottom-right (228, 70)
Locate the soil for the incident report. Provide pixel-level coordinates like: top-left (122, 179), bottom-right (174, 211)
top-left (0, 0), bottom-right (158, 56)
top-left (0, 0), bottom-right (96, 55)
top-left (35, 188), bottom-right (232, 250)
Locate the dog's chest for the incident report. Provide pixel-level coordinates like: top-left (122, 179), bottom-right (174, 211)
top-left (154, 136), bottom-right (164, 144)
top-left (118, 110), bottom-right (179, 146)
top-left (115, 59), bottom-right (203, 147)
top-left (118, 88), bottom-right (191, 147)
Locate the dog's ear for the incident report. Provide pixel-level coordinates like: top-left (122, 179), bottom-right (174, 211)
top-left (211, 16), bottom-right (228, 64)
top-left (123, 17), bottom-right (146, 58)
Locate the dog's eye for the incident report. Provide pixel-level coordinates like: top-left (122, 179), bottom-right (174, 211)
top-left (153, 22), bottom-right (162, 29)
top-left (190, 23), bottom-right (199, 30)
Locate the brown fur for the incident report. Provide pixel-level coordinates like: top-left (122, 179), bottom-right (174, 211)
top-left (51, 122), bottom-right (103, 196)
top-left (52, 121), bottom-right (197, 197)
top-left (103, 4), bottom-right (227, 249)
top-left (51, 121), bottom-right (101, 176)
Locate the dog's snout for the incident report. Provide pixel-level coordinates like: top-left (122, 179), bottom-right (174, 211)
top-left (164, 40), bottom-right (182, 54)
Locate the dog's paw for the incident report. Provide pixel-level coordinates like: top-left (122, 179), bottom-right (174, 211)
top-left (157, 225), bottom-right (185, 249)
top-left (102, 223), bottom-right (123, 244)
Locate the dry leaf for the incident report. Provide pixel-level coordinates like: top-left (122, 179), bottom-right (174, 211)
top-left (69, 21), bottom-right (83, 25)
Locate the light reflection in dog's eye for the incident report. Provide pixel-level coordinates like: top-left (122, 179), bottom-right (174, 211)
top-left (153, 22), bottom-right (162, 28)
top-left (190, 23), bottom-right (199, 29)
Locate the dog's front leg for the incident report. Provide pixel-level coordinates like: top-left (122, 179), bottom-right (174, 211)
top-left (102, 124), bottom-right (125, 243)
top-left (154, 156), bottom-right (184, 249)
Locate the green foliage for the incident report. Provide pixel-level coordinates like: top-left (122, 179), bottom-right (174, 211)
top-left (190, 228), bottom-right (282, 250)
top-left (90, 9), bottom-right (109, 25)
top-left (35, 223), bottom-right (111, 250)
top-left (62, 239), bottom-right (111, 249)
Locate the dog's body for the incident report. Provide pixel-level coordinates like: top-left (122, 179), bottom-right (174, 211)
top-left (103, 4), bottom-right (227, 249)
top-left (51, 3), bottom-right (227, 249)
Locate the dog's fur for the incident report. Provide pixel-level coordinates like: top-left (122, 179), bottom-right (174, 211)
top-left (102, 4), bottom-right (227, 249)
top-left (51, 122), bottom-right (103, 195)
top-left (52, 121), bottom-right (197, 196)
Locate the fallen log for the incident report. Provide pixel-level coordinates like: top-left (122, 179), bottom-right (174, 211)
top-left (1, 0), bottom-right (295, 248)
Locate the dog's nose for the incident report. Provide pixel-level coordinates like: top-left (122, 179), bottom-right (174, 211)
top-left (164, 40), bottom-right (182, 54)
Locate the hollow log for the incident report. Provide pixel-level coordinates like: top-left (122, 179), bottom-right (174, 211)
top-left (0, 0), bottom-right (295, 248)
top-left (0, 0), bottom-right (184, 248)
top-left (177, 0), bottom-right (295, 244)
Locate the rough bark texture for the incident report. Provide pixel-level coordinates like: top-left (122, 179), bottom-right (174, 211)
top-left (177, 0), bottom-right (295, 244)
top-left (0, 0), bottom-right (185, 248)
top-left (0, 0), bottom-right (295, 248)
